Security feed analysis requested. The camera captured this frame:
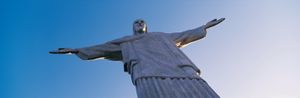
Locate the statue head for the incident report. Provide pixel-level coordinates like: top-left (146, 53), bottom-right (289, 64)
top-left (133, 19), bottom-right (147, 35)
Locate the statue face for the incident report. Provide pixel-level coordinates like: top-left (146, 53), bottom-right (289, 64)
top-left (133, 19), bottom-right (147, 35)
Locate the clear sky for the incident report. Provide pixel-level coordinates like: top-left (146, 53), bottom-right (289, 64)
top-left (1, 0), bottom-right (299, 98)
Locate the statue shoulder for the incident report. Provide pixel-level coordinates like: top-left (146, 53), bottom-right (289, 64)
top-left (108, 35), bottom-right (144, 44)
top-left (147, 32), bottom-right (167, 36)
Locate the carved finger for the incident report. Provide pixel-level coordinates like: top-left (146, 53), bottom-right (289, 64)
top-left (217, 18), bottom-right (225, 23)
top-left (210, 19), bottom-right (217, 22)
top-left (49, 50), bottom-right (64, 54)
top-left (58, 48), bottom-right (66, 50)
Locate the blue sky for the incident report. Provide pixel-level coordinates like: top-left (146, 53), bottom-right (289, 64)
top-left (1, 0), bottom-right (300, 98)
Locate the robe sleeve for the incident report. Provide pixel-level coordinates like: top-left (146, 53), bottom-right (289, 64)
top-left (166, 25), bottom-right (207, 48)
top-left (74, 42), bottom-right (122, 61)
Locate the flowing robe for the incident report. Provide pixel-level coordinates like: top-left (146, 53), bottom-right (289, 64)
top-left (75, 26), bottom-right (219, 98)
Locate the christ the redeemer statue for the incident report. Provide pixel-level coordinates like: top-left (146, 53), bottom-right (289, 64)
top-left (50, 18), bottom-right (225, 98)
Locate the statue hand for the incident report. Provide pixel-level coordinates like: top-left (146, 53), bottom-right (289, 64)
top-left (49, 48), bottom-right (78, 54)
top-left (204, 18), bottom-right (225, 29)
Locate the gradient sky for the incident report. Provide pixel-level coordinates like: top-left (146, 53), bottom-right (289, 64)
top-left (1, 0), bottom-right (299, 98)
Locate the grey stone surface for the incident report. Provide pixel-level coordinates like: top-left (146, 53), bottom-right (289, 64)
top-left (50, 18), bottom-right (225, 98)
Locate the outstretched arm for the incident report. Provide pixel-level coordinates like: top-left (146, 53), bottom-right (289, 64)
top-left (49, 48), bottom-right (78, 54)
top-left (49, 42), bottom-right (122, 61)
top-left (167, 18), bottom-right (225, 47)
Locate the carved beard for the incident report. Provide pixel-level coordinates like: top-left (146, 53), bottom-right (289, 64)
top-left (133, 19), bottom-right (147, 35)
